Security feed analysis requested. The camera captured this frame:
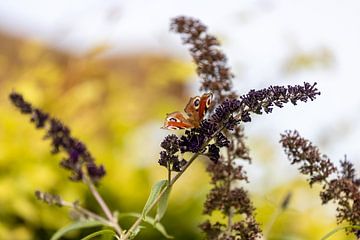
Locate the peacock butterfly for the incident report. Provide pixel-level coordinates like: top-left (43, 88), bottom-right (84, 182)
top-left (162, 93), bottom-right (213, 130)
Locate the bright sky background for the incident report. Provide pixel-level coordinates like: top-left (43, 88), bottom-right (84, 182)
top-left (0, 0), bottom-right (359, 188)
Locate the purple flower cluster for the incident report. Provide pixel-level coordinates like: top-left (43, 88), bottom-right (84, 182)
top-left (280, 130), bottom-right (336, 185)
top-left (239, 82), bottom-right (320, 122)
top-left (281, 130), bottom-right (360, 237)
top-left (159, 98), bottom-right (244, 169)
top-left (158, 134), bottom-right (186, 172)
top-left (168, 16), bottom-right (321, 240)
top-left (179, 100), bottom-right (242, 162)
top-left (211, 99), bottom-right (241, 124)
top-left (161, 82), bottom-right (320, 167)
top-left (170, 16), bottom-right (237, 105)
top-left (9, 92), bottom-right (106, 182)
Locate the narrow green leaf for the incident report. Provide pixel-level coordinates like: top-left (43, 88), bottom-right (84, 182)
top-left (155, 186), bottom-right (172, 222)
top-left (118, 212), bottom-right (142, 219)
top-left (127, 225), bottom-right (143, 240)
top-left (119, 212), bottom-right (173, 239)
top-left (101, 232), bottom-right (118, 240)
top-left (142, 180), bottom-right (167, 219)
top-left (152, 222), bottom-right (174, 239)
top-left (321, 225), bottom-right (360, 240)
top-left (50, 220), bottom-right (107, 240)
top-left (80, 229), bottom-right (117, 240)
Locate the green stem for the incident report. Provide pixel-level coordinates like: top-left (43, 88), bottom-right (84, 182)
top-left (84, 176), bottom-right (123, 237)
top-left (122, 125), bottom-right (226, 240)
top-left (225, 146), bottom-right (233, 233)
top-left (167, 162), bottom-right (172, 184)
top-left (61, 200), bottom-right (110, 225)
top-left (80, 229), bottom-right (119, 240)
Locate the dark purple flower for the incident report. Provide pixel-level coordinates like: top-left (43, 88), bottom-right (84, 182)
top-left (179, 129), bottom-right (206, 153)
top-left (158, 135), bottom-right (184, 172)
top-left (172, 159), bottom-right (187, 172)
top-left (199, 120), bottom-right (218, 137)
top-left (9, 92), bottom-right (106, 183)
top-left (9, 92), bottom-right (32, 113)
top-left (281, 130), bottom-right (360, 237)
top-left (215, 133), bottom-right (230, 147)
top-left (206, 144), bottom-right (220, 163)
top-left (170, 16), bottom-right (321, 240)
top-left (31, 109), bottom-right (49, 128)
top-left (160, 134), bottom-right (179, 154)
top-left (170, 16), bottom-right (236, 105)
top-left (211, 99), bottom-right (241, 123)
top-left (158, 151), bottom-right (169, 167)
top-left (239, 83), bottom-right (320, 122)
top-left (87, 162), bottom-right (106, 181)
top-left (224, 115), bottom-right (240, 130)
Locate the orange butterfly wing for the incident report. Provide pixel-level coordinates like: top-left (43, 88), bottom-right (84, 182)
top-left (184, 96), bottom-right (201, 126)
top-left (162, 112), bottom-right (194, 130)
top-left (184, 93), bottom-right (213, 126)
top-left (162, 93), bottom-right (212, 130)
top-left (198, 93), bottom-right (213, 120)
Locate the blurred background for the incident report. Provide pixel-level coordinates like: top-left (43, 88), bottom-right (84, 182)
top-left (0, 0), bottom-right (359, 239)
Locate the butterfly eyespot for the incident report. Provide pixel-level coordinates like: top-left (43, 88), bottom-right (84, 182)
top-left (168, 117), bottom-right (179, 122)
top-left (193, 97), bottom-right (201, 110)
top-left (206, 98), bottom-right (212, 108)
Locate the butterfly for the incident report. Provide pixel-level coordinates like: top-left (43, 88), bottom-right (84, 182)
top-left (162, 93), bottom-right (213, 130)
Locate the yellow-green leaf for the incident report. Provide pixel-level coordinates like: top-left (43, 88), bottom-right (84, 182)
top-left (155, 186), bottom-right (172, 223)
top-left (141, 180), bottom-right (167, 219)
top-left (50, 220), bottom-right (107, 240)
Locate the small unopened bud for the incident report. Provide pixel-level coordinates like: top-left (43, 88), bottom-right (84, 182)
top-left (35, 190), bottom-right (63, 207)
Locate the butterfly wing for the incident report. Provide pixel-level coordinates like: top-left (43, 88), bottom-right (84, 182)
top-left (184, 93), bottom-right (213, 127)
top-left (184, 95), bottom-right (201, 124)
top-left (162, 112), bottom-right (194, 130)
top-left (198, 92), bottom-right (213, 120)
top-left (162, 92), bottom-right (213, 130)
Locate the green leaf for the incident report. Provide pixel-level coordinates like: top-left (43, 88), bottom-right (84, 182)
top-left (119, 213), bottom-right (173, 239)
top-left (80, 229), bottom-right (118, 240)
top-left (151, 221), bottom-right (174, 239)
top-left (118, 212), bottom-right (142, 219)
top-left (50, 220), bottom-right (107, 240)
top-left (127, 225), bottom-right (144, 240)
top-left (321, 225), bottom-right (360, 240)
top-left (141, 180), bottom-right (167, 219)
top-left (101, 232), bottom-right (118, 240)
top-left (155, 186), bottom-right (172, 222)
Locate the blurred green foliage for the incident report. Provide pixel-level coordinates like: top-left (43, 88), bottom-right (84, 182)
top-left (282, 47), bottom-right (334, 75)
top-left (0, 33), bottom-right (353, 240)
top-left (0, 33), bottom-right (206, 239)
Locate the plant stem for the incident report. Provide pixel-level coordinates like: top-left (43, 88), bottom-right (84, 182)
top-left (122, 125), bottom-right (227, 240)
top-left (167, 162), bottom-right (171, 184)
top-left (225, 145), bottom-right (233, 233)
top-left (61, 200), bottom-right (110, 224)
top-left (84, 177), bottom-right (123, 237)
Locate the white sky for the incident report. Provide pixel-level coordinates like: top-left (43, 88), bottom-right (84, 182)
top-left (0, 0), bottom-right (359, 187)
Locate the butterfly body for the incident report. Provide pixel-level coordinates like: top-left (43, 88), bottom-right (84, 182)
top-left (162, 93), bottom-right (212, 130)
